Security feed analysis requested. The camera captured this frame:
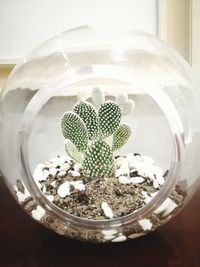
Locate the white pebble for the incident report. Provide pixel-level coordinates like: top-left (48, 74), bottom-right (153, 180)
top-left (153, 179), bottom-right (159, 189)
top-left (50, 181), bottom-right (57, 187)
top-left (16, 191), bottom-right (30, 203)
top-left (57, 171), bottom-right (66, 177)
top-left (46, 195), bottom-right (54, 202)
top-left (126, 153), bottom-right (135, 166)
top-left (141, 191), bottom-right (152, 204)
top-left (118, 176), bottom-right (131, 184)
top-left (112, 235), bottom-right (127, 242)
top-left (154, 198), bottom-right (177, 217)
top-left (43, 170), bottom-right (50, 180)
top-left (49, 168), bottom-right (57, 177)
top-left (69, 181), bottom-right (85, 191)
top-left (44, 162), bottom-right (58, 168)
top-left (33, 165), bottom-right (45, 181)
top-left (70, 170), bottom-right (81, 177)
top-left (57, 180), bottom-right (85, 198)
top-left (15, 185), bottom-right (31, 203)
top-left (74, 163), bottom-right (82, 172)
top-left (115, 157), bottom-right (127, 168)
top-left (31, 206), bottom-right (45, 221)
top-left (57, 181), bottom-right (70, 198)
top-left (156, 175), bottom-right (165, 186)
top-left (139, 219), bottom-right (152, 231)
top-left (102, 229), bottom-right (118, 241)
top-left (102, 229), bottom-right (118, 236)
top-left (101, 202), bottom-right (114, 219)
top-left (59, 163), bottom-right (70, 172)
top-left (130, 177), bottom-right (145, 184)
top-left (42, 185), bottom-right (46, 193)
top-left (115, 163), bottom-right (129, 177)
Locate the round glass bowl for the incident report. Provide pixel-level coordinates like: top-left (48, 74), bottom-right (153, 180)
top-left (0, 26), bottom-right (200, 242)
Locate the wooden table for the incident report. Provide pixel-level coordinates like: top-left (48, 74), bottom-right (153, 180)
top-left (0, 177), bottom-right (199, 267)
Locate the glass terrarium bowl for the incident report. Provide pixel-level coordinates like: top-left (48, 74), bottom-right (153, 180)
top-left (0, 26), bottom-right (200, 243)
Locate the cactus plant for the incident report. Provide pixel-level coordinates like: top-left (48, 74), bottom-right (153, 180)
top-left (61, 88), bottom-right (135, 178)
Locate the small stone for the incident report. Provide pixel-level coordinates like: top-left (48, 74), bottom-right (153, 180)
top-left (59, 163), bottom-right (70, 172)
top-left (126, 153), bottom-right (135, 166)
top-left (16, 191), bottom-right (29, 203)
top-left (33, 165), bottom-right (45, 181)
top-left (157, 175), bottom-right (165, 186)
top-left (102, 229), bottom-right (118, 236)
top-left (44, 162), bottom-right (58, 168)
top-left (69, 181), bottom-right (85, 191)
top-left (43, 170), bottom-right (50, 180)
top-left (101, 202), bottom-right (114, 219)
top-left (153, 179), bottom-right (159, 189)
top-left (70, 170), bottom-right (81, 177)
top-left (112, 235), bottom-right (127, 242)
top-left (138, 219), bottom-right (152, 231)
top-left (31, 206), bottom-right (45, 221)
top-left (102, 229), bottom-right (118, 240)
top-left (15, 185), bottom-right (31, 203)
top-left (58, 171), bottom-right (66, 177)
top-left (141, 191), bottom-right (152, 204)
top-left (115, 163), bottom-right (129, 177)
top-left (115, 157), bottom-right (127, 168)
top-left (74, 163), bottom-right (82, 172)
top-left (51, 181), bottom-right (57, 187)
top-left (46, 195), bottom-right (54, 202)
top-left (57, 182), bottom-right (70, 198)
top-left (42, 185), bottom-right (46, 193)
top-left (118, 176), bottom-right (131, 184)
top-left (130, 177), bottom-right (145, 184)
top-left (16, 179), bottom-right (25, 193)
top-left (49, 168), bottom-right (58, 177)
top-left (154, 198), bottom-right (177, 217)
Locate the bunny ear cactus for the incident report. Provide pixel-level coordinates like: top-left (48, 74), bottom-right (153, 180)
top-left (112, 124), bottom-right (131, 151)
top-left (73, 102), bottom-right (98, 140)
top-left (61, 88), bottom-right (135, 179)
top-left (98, 101), bottom-right (121, 138)
top-left (61, 112), bottom-right (88, 152)
top-left (83, 140), bottom-right (114, 178)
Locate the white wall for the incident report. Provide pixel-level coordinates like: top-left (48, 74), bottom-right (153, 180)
top-left (0, 0), bottom-right (157, 63)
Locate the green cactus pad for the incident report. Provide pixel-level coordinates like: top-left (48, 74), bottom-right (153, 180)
top-left (61, 112), bottom-right (88, 152)
top-left (112, 124), bottom-right (131, 151)
top-left (65, 139), bottom-right (83, 163)
top-left (98, 101), bottom-right (121, 138)
top-left (83, 140), bottom-right (114, 178)
top-left (73, 102), bottom-right (98, 140)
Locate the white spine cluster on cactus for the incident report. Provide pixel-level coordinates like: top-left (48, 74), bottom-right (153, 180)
top-left (61, 88), bottom-right (135, 178)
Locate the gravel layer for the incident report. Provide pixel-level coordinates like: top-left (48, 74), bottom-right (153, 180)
top-left (33, 153), bottom-right (169, 220)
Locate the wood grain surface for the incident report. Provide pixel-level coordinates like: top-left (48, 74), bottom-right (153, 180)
top-left (0, 177), bottom-right (199, 267)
